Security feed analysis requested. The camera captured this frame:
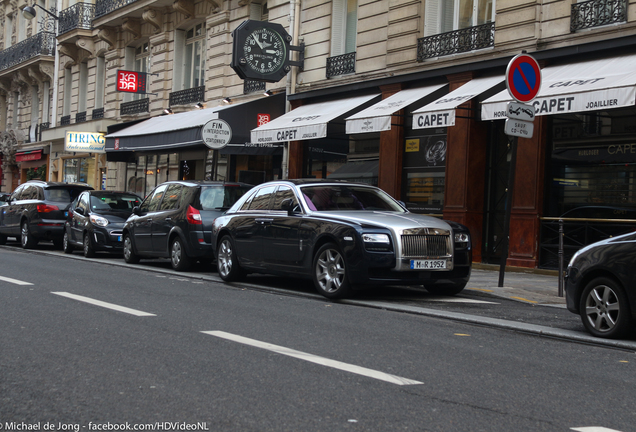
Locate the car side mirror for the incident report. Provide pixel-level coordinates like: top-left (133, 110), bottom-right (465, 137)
top-left (74, 207), bottom-right (84, 216)
top-left (280, 198), bottom-right (296, 215)
top-left (132, 206), bottom-right (141, 216)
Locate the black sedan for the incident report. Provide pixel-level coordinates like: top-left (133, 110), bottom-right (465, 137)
top-left (212, 180), bottom-right (472, 299)
top-left (63, 190), bottom-right (142, 257)
top-left (565, 231), bottom-right (636, 339)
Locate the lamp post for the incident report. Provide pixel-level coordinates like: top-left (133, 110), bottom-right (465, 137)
top-left (22, 2), bottom-right (60, 181)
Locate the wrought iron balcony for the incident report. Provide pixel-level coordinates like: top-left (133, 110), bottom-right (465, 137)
top-left (169, 86), bottom-right (205, 106)
top-left (95, 0), bottom-right (139, 19)
top-left (570, 0), bottom-right (626, 31)
top-left (58, 3), bottom-right (95, 36)
top-left (326, 52), bottom-right (356, 78)
top-left (244, 80), bottom-right (266, 94)
top-left (0, 32), bottom-right (55, 72)
top-left (92, 107), bottom-right (104, 120)
top-left (121, 98), bottom-right (149, 115)
top-left (417, 23), bottom-right (495, 61)
top-left (61, 115), bottom-right (71, 126)
top-left (76, 111), bottom-right (87, 123)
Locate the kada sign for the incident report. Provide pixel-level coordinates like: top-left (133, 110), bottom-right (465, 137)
top-left (117, 70), bottom-right (148, 94)
top-left (506, 54), bottom-right (542, 103)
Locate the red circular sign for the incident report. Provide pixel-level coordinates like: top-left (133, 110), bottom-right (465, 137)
top-left (506, 54), bottom-right (542, 103)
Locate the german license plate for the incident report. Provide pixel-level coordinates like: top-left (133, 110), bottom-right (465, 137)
top-left (410, 259), bottom-right (446, 270)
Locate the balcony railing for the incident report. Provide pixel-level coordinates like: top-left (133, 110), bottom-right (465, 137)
top-left (61, 115), bottom-right (71, 126)
top-left (244, 80), bottom-right (266, 94)
top-left (92, 107), bottom-right (104, 120)
top-left (169, 86), bottom-right (205, 106)
top-left (570, 0), bottom-right (626, 31)
top-left (417, 23), bottom-right (495, 61)
top-left (121, 98), bottom-right (149, 115)
top-left (0, 32), bottom-right (55, 72)
top-left (326, 52), bottom-right (356, 78)
top-left (76, 111), bottom-right (87, 123)
top-left (95, 0), bottom-right (139, 19)
top-left (58, 2), bottom-right (95, 35)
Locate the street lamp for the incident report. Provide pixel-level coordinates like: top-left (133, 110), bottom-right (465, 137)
top-left (22, 4), bottom-right (59, 20)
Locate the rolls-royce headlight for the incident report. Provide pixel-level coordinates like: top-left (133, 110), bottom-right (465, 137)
top-left (454, 232), bottom-right (470, 243)
top-left (362, 233), bottom-right (390, 244)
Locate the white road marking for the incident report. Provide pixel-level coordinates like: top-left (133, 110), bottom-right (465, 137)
top-left (202, 330), bottom-right (423, 386)
top-left (51, 292), bottom-right (156, 316)
top-left (426, 297), bottom-right (497, 304)
top-left (571, 427), bottom-right (624, 432)
top-left (0, 275), bottom-right (34, 285)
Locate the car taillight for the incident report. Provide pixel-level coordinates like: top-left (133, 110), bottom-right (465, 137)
top-left (37, 204), bottom-right (59, 213)
top-left (186, 205), bottom-right (202, 225)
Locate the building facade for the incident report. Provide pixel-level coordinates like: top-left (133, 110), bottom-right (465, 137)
top-left (1, 0), bottom-right (635, 268)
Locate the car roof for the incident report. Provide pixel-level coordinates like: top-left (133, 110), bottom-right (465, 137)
top-left (88, 190), bottom-right (141, 196)
top-left (257, 179), bottom-right (369, 187)
top-left (157, 180), bottom-right (253, 188)
top-left (26, 180), bottom-right (92, 189)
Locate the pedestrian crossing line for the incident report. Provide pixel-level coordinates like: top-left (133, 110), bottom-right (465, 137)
top-left (202, 330), bottom-right (423, 386)
top-left (0, 275), bottom-right (34, 285)
top-left (51, 292), bottom-right (156, 317)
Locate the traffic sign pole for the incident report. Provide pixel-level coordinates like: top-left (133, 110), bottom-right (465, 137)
top-left (498, 135), bottom-right (518, 288)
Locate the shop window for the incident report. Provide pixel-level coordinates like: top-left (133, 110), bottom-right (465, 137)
top-left (63, 157), bottom-right (95, 185)
top-left (402, 132), bottom-right (447, 214)
top-left (126, 153), bottom-right (179, 198)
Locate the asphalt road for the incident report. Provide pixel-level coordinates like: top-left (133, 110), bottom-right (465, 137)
top-left (1, 245), bottom-right (635, 431)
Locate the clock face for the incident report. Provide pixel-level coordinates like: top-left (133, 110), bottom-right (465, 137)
top-left (242, 27), bottom-right (287, 75)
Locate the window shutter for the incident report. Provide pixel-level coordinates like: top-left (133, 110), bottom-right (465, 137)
top-left (424, 0), bottom-right (441, 36)
top-left (331, 0), bottom-right (347, 56)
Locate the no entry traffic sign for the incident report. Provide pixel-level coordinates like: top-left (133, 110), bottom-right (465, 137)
top-left (506, 54), bottom-right (542, 103)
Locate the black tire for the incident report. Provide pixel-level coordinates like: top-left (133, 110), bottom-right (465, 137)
top-left (123, 234), bottom-right (140, 264)
top-left (52, 238), bottom-right (63, 249)
top-left (312, 243), bottom-right (352, 299)
top-left (62, 231), bottom-right (74, 254)
top-left (83, 233), bottom-right (96, 258)
top-left (216, 235), bottom-right (245, 281)
top-left (0, 234), bottom-right (7, 245)
top-left (579, 277), bottom-right (634, 339)
top-left (21, 221), bottom-right (38, 249)
top-left (170, 236), bottom-right (192, 271)
top-left (424, 281), bottom-right (467, 296)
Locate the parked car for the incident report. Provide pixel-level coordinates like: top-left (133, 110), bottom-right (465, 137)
top-left (565, 231), bottom-right (636, 339)
top-left (62, 190), bottom-right (142, 257)
top-left (0, 180), bottom-right (93, 248)
top-left (212, 179), bottom-right (472, 299)
top-left (0, 192), bottom-right (10, 206)
top-left (122, 180), bottom-right (253, 271)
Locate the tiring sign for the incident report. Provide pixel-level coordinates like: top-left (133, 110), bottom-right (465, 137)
top-left (506, 54), bottom-right (542, 103)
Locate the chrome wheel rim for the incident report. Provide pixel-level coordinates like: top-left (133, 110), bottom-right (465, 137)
top-left (171, 240), bottom-right (182, 267)
top-left (315, 248), bottom-right (345, 293)
top-left (123, 237), bottom-right (132, 260)
top-left (63, 232), bottom-right (69, 251)
top-left (84, 235), bottom-right (90, 256)
top-left (584, 284), bottom-right (621, 333)
top-left (217, 239), bottom-right (233, 278)
top-left (21, 224), bottom-right (28, 247)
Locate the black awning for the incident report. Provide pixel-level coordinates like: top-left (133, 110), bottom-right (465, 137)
top-left (106, 93), bottom-right (286, 153)
top-left (220, 143), bottom-right (284, 155)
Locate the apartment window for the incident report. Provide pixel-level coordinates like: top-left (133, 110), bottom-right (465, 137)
top-left (63, 67), bottom-right (72, 116)
top-left (184, 23), bottom-right (205, 89)
top-left (78, 62), bottom-right (88, 113)
top-left (13, 92), bottom-right (19, 128)
top-left (30, 85), bottom-right (39, 142)
top-left (331, 0), bottom-right (357, 56)
top-left (249, 1), bottom-right (268, 20)
top-left (5, 14), bottom-right (13, 48)
top-left (133, 42), bottom-right (150, 101)
top-left (95, 56), bottom-right (106, 109)
top-left (424, 0), bottom-right (494, 36)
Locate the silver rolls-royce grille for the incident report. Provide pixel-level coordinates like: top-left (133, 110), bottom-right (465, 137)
top-left (401, 234), bottom-right (451, 258)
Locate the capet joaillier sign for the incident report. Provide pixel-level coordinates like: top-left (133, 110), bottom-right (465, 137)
top-left (65, 132), bottom-right (106, 153)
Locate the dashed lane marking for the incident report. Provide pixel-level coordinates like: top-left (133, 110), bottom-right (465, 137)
top-left (51, 292), bottom-right (156, 316)
top-left (202, 330), bottom-right (423, 386)
top-left (0, 275), bottom-right (34, 285)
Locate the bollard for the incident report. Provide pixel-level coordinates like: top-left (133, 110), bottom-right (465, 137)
top-left (558, 219), bottom-right (564, 297)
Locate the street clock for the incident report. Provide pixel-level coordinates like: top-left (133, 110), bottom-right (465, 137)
top-left (231, 20), bottom-right (292, 83)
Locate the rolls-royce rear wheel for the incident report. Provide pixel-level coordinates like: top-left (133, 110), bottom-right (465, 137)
top-left (217, 235), bottom-right (245, 282)
top-left (312, 243), bottom-right (352, 299)
top-left (580, 277), bottom-right (633, 339)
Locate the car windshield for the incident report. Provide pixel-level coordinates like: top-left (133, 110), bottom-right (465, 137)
top-left (90, 194), bottom-right (141, 212)
top-left (300, 185), bottom-right (405, 212)
top-left (199, 186), bottom-right (252, 211)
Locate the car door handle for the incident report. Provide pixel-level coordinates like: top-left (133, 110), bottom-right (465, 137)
top-left (164, 217), bottom-right (172, 221)
top-left (255, 218), bottom-right (274, 225)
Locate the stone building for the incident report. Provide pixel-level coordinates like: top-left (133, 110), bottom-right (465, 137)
top-left (2, 0), bottom-right (636, 268)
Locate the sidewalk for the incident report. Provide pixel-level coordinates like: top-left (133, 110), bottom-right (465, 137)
top-left (466, 263), bottom-right (565, 305)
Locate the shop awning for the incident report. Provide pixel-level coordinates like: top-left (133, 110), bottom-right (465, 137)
top-left (15, 149), bottom-right (44, 162)
top-left (106, 94), bottom-right (285, 152)
top-left (220, 143), bottom-right (284, 155)
top-left (250, 94), bottom-right (380, 144)
top-left (412, 76), bottom-right (503, 129)
top-left (481, 54), bottom-right (636, 120)
top-left (345, 84), bottom-right (447, 134)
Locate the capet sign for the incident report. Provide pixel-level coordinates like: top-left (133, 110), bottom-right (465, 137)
top-left (65, 132), bottom-right (106, 153)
